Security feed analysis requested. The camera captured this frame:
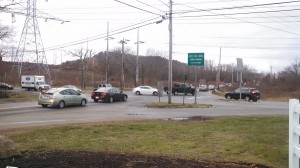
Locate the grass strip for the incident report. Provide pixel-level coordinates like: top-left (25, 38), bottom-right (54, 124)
top-left (7, 116), bottom-right (288, 168)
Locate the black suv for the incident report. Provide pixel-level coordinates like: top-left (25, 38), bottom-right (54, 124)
top-left (224, 87), bottom-right (260, 102)
top-left (164, 82), bottom-right (195, 96)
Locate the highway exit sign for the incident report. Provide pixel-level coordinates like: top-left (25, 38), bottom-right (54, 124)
top-left (188, 53), bottom-right (204, 66)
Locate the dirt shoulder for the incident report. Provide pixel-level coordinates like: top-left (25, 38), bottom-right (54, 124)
top-left (0, 150), bottom-right (269, 168)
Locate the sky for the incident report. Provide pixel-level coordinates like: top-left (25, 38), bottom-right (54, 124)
top-left (1, 0), bottom-right (300, 73)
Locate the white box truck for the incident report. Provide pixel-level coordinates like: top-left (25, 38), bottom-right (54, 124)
top-left (21, 75), bottom-right (51, 91)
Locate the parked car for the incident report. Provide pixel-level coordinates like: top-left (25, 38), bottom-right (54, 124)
top-left (208, 85), bottom-right (215, 90)
top-left (93, 83), bottom-right (112, 91)
top-left (61, 85), bottom-right (81, 93)
top-left (38, 88), bottom-right (87, 108)
top-left (91, 87), bottom-right (127, 103)
top-left (0, 82), bottom-right (14, 90)
top-left (199, 84), bottom-right (208, 91)
top-left (224, 87), bottom-right (260, 102)
top-left (132, 86), bottom-right (158, 96)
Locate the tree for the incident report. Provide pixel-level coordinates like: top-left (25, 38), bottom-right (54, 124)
top-left (70, 48), bottom-right (93, 89)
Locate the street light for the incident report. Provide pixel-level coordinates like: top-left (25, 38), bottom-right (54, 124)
top-left (119, 38), bottom-right (130, 90)
top-left (134, 28), bottom-right (145, 87)
top-left (105, 22), bottom-right (114, 84)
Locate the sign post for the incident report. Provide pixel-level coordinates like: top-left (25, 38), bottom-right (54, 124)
top-left (188, 53), bottom-right (205, 104)
top-left (236, 58), bottom-right (243, 100)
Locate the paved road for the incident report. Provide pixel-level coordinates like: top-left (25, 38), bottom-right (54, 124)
top-left (0, 90), bottom-right (288, 129)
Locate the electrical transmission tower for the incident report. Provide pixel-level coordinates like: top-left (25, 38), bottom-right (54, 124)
top-left (8, 0), bottom-right (68, 79)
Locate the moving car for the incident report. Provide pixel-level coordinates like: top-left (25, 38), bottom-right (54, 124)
top-left (225, 87), bottom-right (260, 102)
top-left (132, 86), bottom-right (158, 96)
top-left (164, 82), bottom-right (195, 95)
top-left (61, 85), bottom-right (82, 93)
top-left (91, 87), bottom-right (127, 103)
top-left (0, 82), bottom-right (14, 90)
top-left (38, 88), bottom-right (87, 108)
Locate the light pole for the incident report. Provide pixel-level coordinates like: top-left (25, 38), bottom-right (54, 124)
top-left (135, 28), bottom-right (144, 87)
top-left (105, 21), bottom-right (114, 84)
top-left (168, 0), bottom-right (173, 104)
top-left (119, 38), bottom-right (130, 90)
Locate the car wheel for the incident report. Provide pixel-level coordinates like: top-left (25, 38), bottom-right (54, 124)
top-left (153, 91), bottom-right (158, 96)
top-left (245, 96), bottom-right (250, 101)
top-left (39, 87), bottom-right (42, 91)
top-left (93, 99), bottom-right (99, 102)
top-left (42, 104), bottom-right (48, 108)
top-left (109, 96), bottom-right (113, 103)
top-left (135, 91), bottom-right (140, 95)
top-left (123, 96), bottom-right (127, 101)
top-left (58, 101), bottom-right (65, 109)
top-left (81, 99), bottom-right (87, 106)
top-left (253, 99), bottom-right (258, 102)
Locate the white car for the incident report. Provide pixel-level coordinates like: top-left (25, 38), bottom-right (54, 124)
top-left (132, 86), bottom-right (158, 96)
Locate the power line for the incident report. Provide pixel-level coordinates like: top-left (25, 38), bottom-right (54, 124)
top-left (174, 3), bottom-right (300, 36)
top-left (114, 0), bottom-right (162, 16)
top-left (44, 17), bottom-right (162, 51)
top-left (174, 0), bottom-right (300, 15)
top-left (135, 0), bottom-right (165, 13)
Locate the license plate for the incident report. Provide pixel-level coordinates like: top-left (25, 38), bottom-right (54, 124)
top-left (42, 96), bottom-right (49, 99)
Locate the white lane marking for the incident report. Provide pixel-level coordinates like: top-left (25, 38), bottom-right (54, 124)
top-left (0, 119), bottom-right (66, 125)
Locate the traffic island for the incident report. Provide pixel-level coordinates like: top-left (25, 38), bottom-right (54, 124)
top-left (145, 102), bottom-right (213, 108)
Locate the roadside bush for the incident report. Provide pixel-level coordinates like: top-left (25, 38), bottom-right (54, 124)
top-left (0, 91), bottom-right (9, 99)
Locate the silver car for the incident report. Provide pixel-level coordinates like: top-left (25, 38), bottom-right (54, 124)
top-left (38, 88), bottom-right (87, 108)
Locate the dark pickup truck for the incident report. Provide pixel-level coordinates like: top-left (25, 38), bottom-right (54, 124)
top-left (164, 82), bottom-right (195, 96)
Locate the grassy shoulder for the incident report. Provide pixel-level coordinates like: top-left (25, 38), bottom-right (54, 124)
top-left (0, 91), bottom-right (38, 102)
top-left (6, 116), bottom-right (288, 168)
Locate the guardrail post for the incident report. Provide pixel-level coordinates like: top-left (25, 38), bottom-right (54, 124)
top-left (289, 99), bottom-right (300, 168)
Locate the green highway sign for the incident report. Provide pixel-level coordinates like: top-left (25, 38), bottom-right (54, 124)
top-left (188, 53), bottom-right (204, 66)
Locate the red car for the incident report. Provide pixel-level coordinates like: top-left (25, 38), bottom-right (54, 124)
top-left (91, 87), bottom-right (128, 103)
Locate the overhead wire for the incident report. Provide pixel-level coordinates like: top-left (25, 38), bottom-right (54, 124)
top-left (43, 16), bottom-right (162, 51)
top-left (174, 3), bottom-right (300, 36)
top-left (135, 0), bottom-right (166, 13)
top-left (113, 0), bottom-right (162, 16)
top-left (173, 0), bottom-right (300, 15)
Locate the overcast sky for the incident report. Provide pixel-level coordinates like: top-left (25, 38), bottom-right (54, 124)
top-left (1, 0), bottom-right (300, 73)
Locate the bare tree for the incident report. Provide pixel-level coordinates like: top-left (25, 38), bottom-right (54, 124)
top-left (70, 48), bottom-right (93, 89)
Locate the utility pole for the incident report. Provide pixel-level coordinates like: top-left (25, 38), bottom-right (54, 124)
top-left (270, 65), bottom-right (273, 85)
top-left (216, 47), bottom-right (221, 90)
top-left (135, 28), bottom-right (144, 87)
top-left (105, 22), bottom-right (114, 84)
top-left (119, 38), bottom-right (129, 90)
top-left (168, 0), bottom-right (173, 104)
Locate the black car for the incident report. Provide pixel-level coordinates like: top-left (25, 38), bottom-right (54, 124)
top-left (91, 87), bottom-right (127, 103)
top-left (0, 82), bottom-right (14, 90)
top-left (225, 87), bottom-right (260, 102)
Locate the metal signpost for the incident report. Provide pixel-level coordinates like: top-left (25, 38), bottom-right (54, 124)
top-left (188, 53), bottom-right (205, 104)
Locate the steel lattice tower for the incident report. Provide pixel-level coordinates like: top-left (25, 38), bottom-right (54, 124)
top-left (14, 0), bottom-right (51, 79)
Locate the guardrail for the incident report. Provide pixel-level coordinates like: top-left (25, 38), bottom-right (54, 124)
top-left (289, 99), bottom-right (300, 168)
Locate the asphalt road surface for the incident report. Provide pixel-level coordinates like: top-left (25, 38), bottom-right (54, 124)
top-left (0, 90), bottom-right (288, 129)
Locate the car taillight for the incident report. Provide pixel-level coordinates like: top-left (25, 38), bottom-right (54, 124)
top-left (91, 92), bottom-right (95, 96)
top-left (101, 92), bottom-right (106, 96)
